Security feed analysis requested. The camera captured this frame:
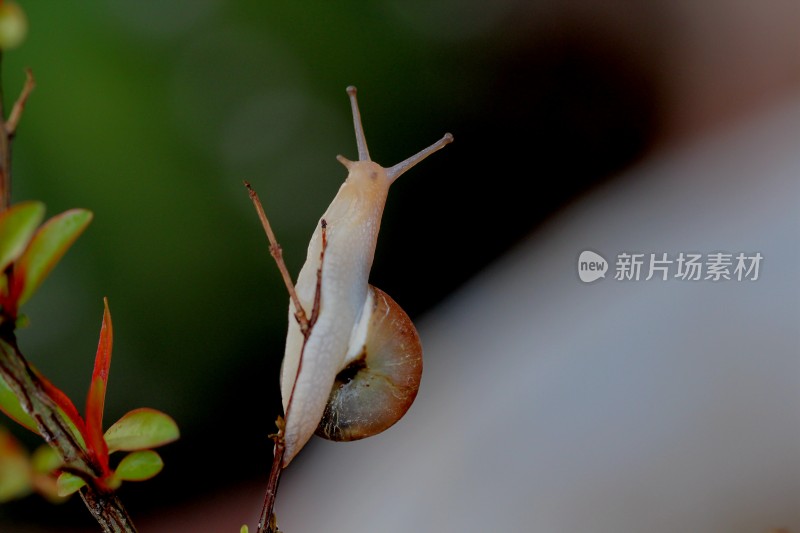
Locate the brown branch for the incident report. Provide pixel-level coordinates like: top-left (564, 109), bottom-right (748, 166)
top-left (244, 181), bottom-right (311, 336)
top-left (257, 417), bottom-right (286, 533)
top-left (6, 67), bottom-right (35, 136)
top-left (246, 185), bottom-right (331, 533)
top-left (80, 489), bottom-right (138, 533)
top-left (0, 337), bottom-right (97, 474)
top-left (244, 181), bottom-right (297, 533)
top-left (0, 64), bottom-right (35, 211)
top-left (307, 219), bottom-right (326, 331)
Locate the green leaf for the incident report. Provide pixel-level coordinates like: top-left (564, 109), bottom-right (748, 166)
top-left (30, 445), bottom-right (68, 504)
top-left (240, 526), bottom-right (250, 533)
top-left (0, 201), bottom-right (44, 273)
top-left (14, 208), bottom-right (92, 306)
top-left (104, 408), bottom-right (179, 453)
top-left (14, 313), bottom-right (30, 328)
top-left (0, 373), bottom-right (39, 434)
top-left (113, 450), bottom-right (163, 482)
top-left (31, 443), bottom-right (62, 474)
top-left (0, 426), bottom-right (32, 502)
top-left (56, 471), bottom-right (85, 497)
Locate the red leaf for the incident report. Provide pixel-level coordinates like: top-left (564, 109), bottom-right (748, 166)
top-left (84, 298), bottom-right (112, 472)
top-left (31, 368), bottom-right (88, 445)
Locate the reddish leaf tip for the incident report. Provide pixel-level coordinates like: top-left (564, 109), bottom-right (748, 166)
top-left (85, 299), bottom-right (114, 472)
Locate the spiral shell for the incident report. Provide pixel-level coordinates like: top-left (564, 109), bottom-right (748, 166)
top-left (315, 285), bottom-right (422, 441)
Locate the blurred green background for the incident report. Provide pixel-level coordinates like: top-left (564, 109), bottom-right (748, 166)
top-left (6, 0), bottom-right (792, 528)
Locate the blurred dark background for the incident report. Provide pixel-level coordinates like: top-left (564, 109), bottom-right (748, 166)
top-left (0, 0), bottom-right (797, 530)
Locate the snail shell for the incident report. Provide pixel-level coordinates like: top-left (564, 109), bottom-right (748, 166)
top-left (316, 285), bottom-right (422, 441)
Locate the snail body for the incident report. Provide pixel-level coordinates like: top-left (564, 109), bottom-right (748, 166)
top-left (279, 87), bottom-right (452, 466)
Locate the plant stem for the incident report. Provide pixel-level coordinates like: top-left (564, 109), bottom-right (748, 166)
top-left (246, 183), bottom-right (330, 533)
top-left (245, 182), bottom-right (290, 533)
top-left (245, 181), bottom-right (311, 336)
top-left (0, 336), bottom-right (138, 532)
top-left (0, 56), bottom-right (137, 532)
top-left (80, 489), bottom-right (138, 533)
top-left (0, 336), bottom-right (96, 473)
top-left (257, 432), bottom-right (285, 533)
top-left (6, 67), bottom-right (35, 136)
top-left (0, 61), bottom-right (34, 211)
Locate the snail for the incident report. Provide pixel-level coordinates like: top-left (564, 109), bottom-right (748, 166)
top-left (279, 86), bottom-right (452, 466)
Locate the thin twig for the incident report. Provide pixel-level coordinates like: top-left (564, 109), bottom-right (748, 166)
top-left (244, 181), bottom-right (311, 336)
top-left (257, 418), bottom-right (286, 533)
top-left (261, 219), bottom-right (327, 532)
top-left (307, 219), bottom-right (326, 331)
top-left (5, 68), bottom-right (36, 136)
top-left (244, 181), bottom-right (298, 533)
top-left (246, 184), bottom-right (330, 533)
top-left (0, 65), bottom-right (35, 211)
